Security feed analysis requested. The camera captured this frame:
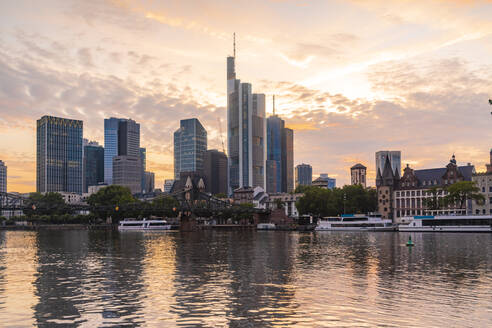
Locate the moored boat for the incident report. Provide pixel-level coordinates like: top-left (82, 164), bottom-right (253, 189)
top-left (118, 219), bottom-right (172, 231)
top-left (257, 223), bottom-right (276, 230)
top-left (315, 213), bottom-right (394, 231)
top-left (398, 215), bottom-right (492, 232)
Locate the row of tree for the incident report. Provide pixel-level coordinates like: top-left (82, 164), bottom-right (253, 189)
top-left (295, 184), bottom-right (377, 217)
top-left (423, 181), bottom-right (484, 210)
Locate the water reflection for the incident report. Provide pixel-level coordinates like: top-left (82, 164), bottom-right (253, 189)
top-left (0, 230), bottom-right (490, 327)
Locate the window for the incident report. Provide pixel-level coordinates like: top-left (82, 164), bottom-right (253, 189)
top-left (396, 191), bottom-right (400, 197)
top-left (416, 190), bottom-right (420, 196)
top-left (411, 191), bottom-right (415, 196)
top-left (483, 187), bottom-right (485, 192)
top-left (476, 209), bottom-right (480, 214)
top-left (489, 186), bottom-right (492, 193)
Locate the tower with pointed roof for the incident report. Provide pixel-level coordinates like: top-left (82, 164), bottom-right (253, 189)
top-left (376, 156), bottom-right (400, 221)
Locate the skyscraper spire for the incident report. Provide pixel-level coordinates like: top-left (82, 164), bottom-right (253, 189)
top-left (233, 32), bottom-right (236, 58)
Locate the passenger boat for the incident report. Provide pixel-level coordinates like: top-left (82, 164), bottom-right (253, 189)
top-left (398, 215), bottom-right (492, 232)
top-left (118, 219), bottom-right (172, 231)
top-left (257, 223), bottom-right (276, 230)
top-left (315, 214), bottom-right (394, 231)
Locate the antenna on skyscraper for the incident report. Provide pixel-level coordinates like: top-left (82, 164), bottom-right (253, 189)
top-left (233, 32), bottom-right (236, 58)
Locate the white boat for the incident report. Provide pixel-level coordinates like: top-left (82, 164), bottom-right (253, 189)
top-left (118, 219), bottom-right (172, 231)
top-left (398, 215), bottom-right (492, 232)
top-left (257, 223), bottom-right (276, 230)
top-left (315, 214), bottom-right (394, 231)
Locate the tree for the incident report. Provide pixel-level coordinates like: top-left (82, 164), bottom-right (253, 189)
top-left (214, 193), bottom-right (228, 199)
top-left (444, 181), bottom-right (484, 209)
top-left (422, 186), bottom-right (444, 210)
top-left (87, 185), bottom-right (135, 221)
top-left (151, 196), bottom-right (180, 218)
top-left (24, 192), bottom-right (68, 216)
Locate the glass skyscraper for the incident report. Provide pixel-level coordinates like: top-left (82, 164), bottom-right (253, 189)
top-left (227, 51), bottom-right (266, 192)
top-left (267, 116), bottom-right (283, 193)
top-left (0, 160), bottom-right (6, 193)
top-left (104, 118), bottom-right (140, 185)
top-left (295, 163), bottom-right (312, 187)
top-left (36, 115), bottom-right (83, 194)
top-left (83, 140), bottom-right (104, 193)
top-left (174, 118), bottom-right (207, 180)
top-left (375, 151), bottom-right (401, 178)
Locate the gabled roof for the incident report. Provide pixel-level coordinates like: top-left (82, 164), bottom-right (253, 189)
top-left (351, 163), bottom-right (366, 170)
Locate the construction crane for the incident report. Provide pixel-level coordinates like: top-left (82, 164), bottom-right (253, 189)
top-left (217, 117), bottom-right (226, 154)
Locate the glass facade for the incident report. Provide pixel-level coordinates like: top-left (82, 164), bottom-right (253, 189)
top-left (376, 151), bottom-right (401, 177)
top-left (83, 142), bottom-right (104, 193)
top-left (295, 164), bottom-right (312, 187)
top-left (174, 118), bottom-right (207, 180)
top-left (0, 160), bottom-right (6, 193)
top-left (267, 116), bottom-right (283, 193)
top-left (37, 116), bottom-right (83, 194)
top-left (140, 147), bottom-right (146, 193)
top-left (104, 118), bottom-right (140, 185)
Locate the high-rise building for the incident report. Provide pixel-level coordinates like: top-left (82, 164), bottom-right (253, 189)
top-left (375, 151), bottom-right (401, 179)
top-left (227, 41), bottom-right (266, 192)
top-left (144, 171), bottom-right (155, 193)
top-left (351, 163), bottom-right (367, 187)
top-left (83, 140), bottom-right (104, 193)
top-left (113, 156), bottom-right (142, 194)
top-left (174, 118), bottom-right (207, 180)
top-left (203, 149), bottom-right (228, 195)
top-left (140, 147), bottom-right (146, 193)
top-left (164, 179), bottom-right (175, 193)
top-left (37, 116), bottom-right (83, 194)
top-left (0, 160), bottom-right (6, 193)
top-left (312, 174), bottom-right (336, 189)
top-left (295, 164), bottom-right (312, 187)
top-left (104, 118), bottom-right (140, 185)
top-left (266, 115), bottom-right (283, 193)
top-left (282, 127), bottom-right (294, 193)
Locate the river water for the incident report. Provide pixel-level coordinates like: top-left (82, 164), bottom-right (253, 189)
top-left (0, 230), bottom-right (491, 327)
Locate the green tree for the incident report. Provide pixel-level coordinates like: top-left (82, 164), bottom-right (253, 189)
top-left (24, 192), bottom-right (68, 216)
top-left (214, 193), bottom-right (228, 199)
top-left (422, 186), bottom-right (444, 210)
top-left (444, 181), bottom-right (484, 209)
top-left (151, 196), bottom-right (180, 217)
top-left (87, 185), bottom-right (135, 221)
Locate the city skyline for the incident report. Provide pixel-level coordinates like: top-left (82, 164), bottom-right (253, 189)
top-left (1, 0), bottom-right (492, 192)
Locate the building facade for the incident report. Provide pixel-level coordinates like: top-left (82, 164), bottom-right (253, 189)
top-left (144, 171), bottom-right (155, 194)
top-left (266, 193), bottom-right (303, 218)
top-left (377, 154), bottom-right (475, 222)
top-left (174, 118), bottom-right (207, 180)
top-left (203, 149), bottom-right (228, 195)
top-left (472, 149), bottom-right (492, 215)
top-left (0, 160), bottom-right (6, 193)
top-left (113, 155), bottom-right (142, 194)
top-left (164, 179), bottom-right (175, 193)
top-left (350, 163), bottom-right (367, 187)
top-left (282, 127), bottom-right (294, 193)
top-left (227, 52), bottom-right (266, 192)
top-left (104, 118), bottom-right (140, 185)
top-left (295, 164), bottom-right (312, 187)
top-left (140, 147), bottom-right (146, 193)
top-left (375, 151), bottom-right (401, 180)
top-left (83, 140), bottom-right (104, 193)
top-left (37, 116), bottom-right (83, 194)
top-left (312, 174), bottom-right (336, 189)
top-left (266, 115), bottom-right (283, 193)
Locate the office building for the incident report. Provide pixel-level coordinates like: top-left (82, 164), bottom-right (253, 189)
top-left (104, 117), bottom-right (140, 185)
top-left (164, 179), bottom-right (175, 193)
top-left (140, 147), bottom-right (146, 193)
top-left (37, 116), bottom-right (83, 194)
top-left (144, 171), bottom-right (155, 193)
top-left (267, 115), bottom-right (283, 193)
top-left (83, 140), bottom-right (104, 193)
top-left (351, 163), bottom-right (367, 187)
top-left (295, 164), bottom-right (312, 187)
top-left (282, 127), bottom-right (294, 193)
top-left (0, 160), bottom-right (6, 193)
top-left (203, 149), bottom-right (228, 195)
top-left (174, 118), bottom-right (207, 180)
top-left (113, 156), bottom-right (142, 194)
top-left (227, 41), bottom-right (266, 192)
top-left (312, 174), bottom-right (336, 189)
top-left (375, 151), bottom-right (401, 180)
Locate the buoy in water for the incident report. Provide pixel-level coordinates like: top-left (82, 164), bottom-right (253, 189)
top-left (406, 235), bottom-right (414, 247)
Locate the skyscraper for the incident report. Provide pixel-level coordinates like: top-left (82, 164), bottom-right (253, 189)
top-left (266, 115), bottom-right (283, 193)
top-left (227, 37), bottom-right (266, 192)
top-left (144, 171), bottom-right (155, 193)
top-left (140, 147), bottom-right (146, 193)
top-left (174, 118), bottom-right (207, 180)
top-left (83, 140), bottom-right (104, 193)
top-left (37, 116), bottom-right (83, 194)
top-left (203, 149), bottom-right (228, 195)
top-left (0, 160), bottom-right (6, 193)
top-left (295, 163), bottom-right (312, 187)
top-left (113, 156), bottom-right (141, 194)
top-left (375, 151), bottom-right (401, 178)
top-left (104, 118), bottom-right (140, 185)
top-left (282, 127), bottom-right (294, 193)
top-left (164, 179), bottom-right (175, 193)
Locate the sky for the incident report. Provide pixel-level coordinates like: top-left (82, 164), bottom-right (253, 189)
top-left (0, 0), bottom-right (492, 193)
